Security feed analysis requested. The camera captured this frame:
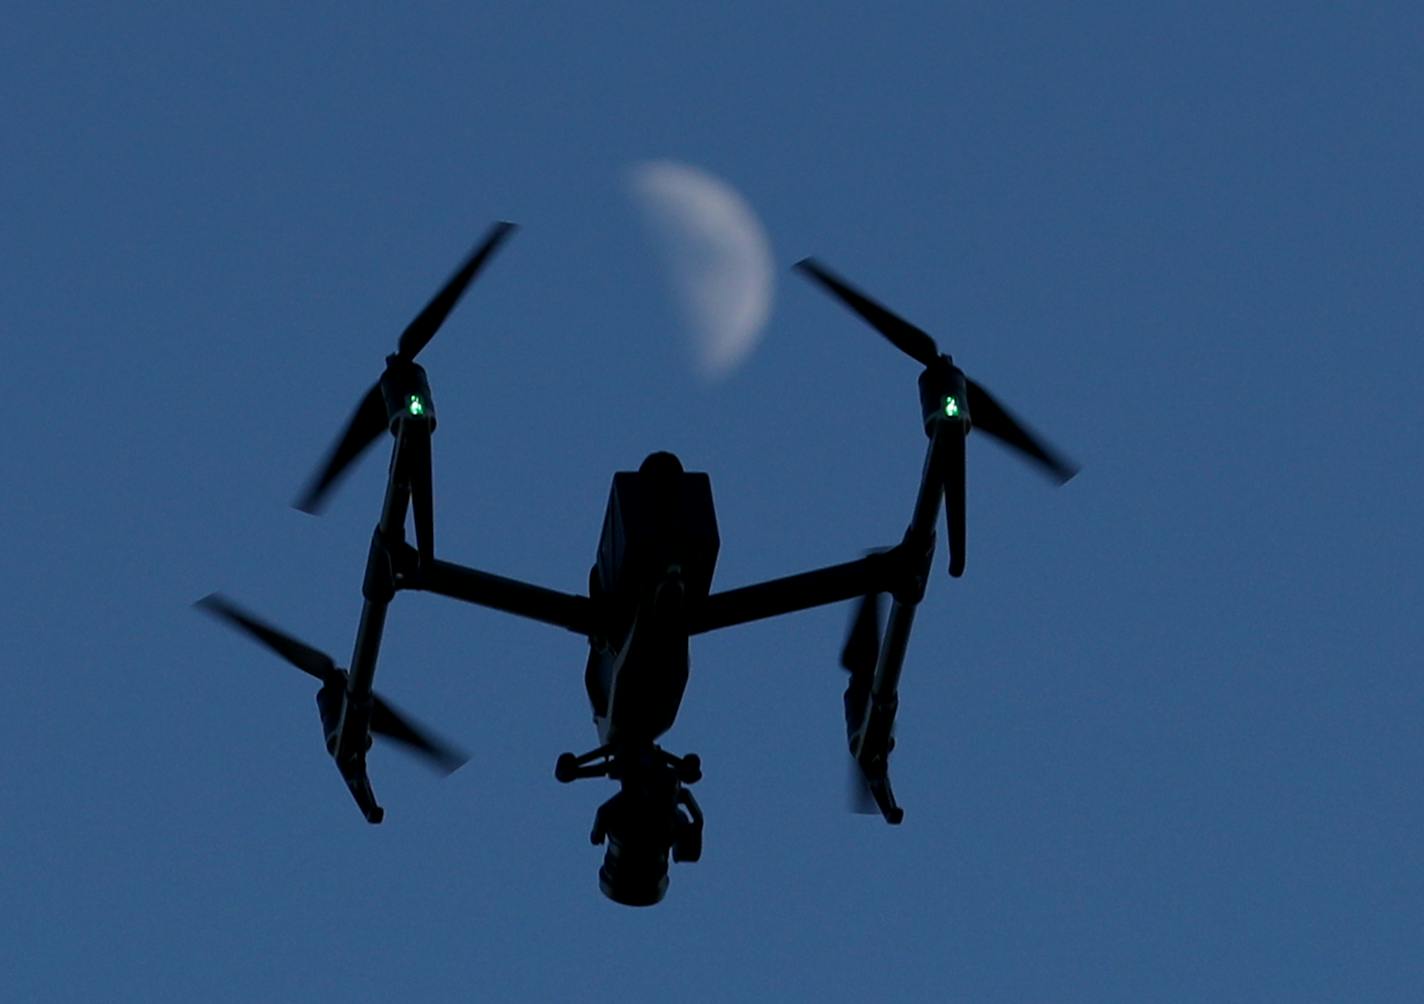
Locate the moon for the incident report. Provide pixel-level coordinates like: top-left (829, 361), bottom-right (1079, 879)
top-left (627, 161), bottom-right (775, 380)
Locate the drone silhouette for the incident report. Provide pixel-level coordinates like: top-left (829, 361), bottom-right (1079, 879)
top-left (197, 223), bottom-right (1077, 906)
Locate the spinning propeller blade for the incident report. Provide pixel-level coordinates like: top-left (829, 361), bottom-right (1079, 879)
top-left (839, 590), bottom-right (883, 677)
top-left (795, 257), bottom-right (1077, 481)
top-left (371, 695), bottom-right (468, 775)
top-left (397, 221), bottom-right (517, 361)
top-left (845, 757), bottom-right (878, 815)
top-left (966, 378), bottom-right (1078, 484)
top-left (195, 592), bottom-right (468, 774)
top-left (295, 384), bottom-right (386, 515)
top-left (295, 222), bottom-right (518, 514)
top-left (795, 258), bottom-right (939, 366)
top-left (796, 255), bottom-right (1078, 578)
top-left (840, 591), bottom-right (884, 814)
top-left (195, 592), bottom-right (337, 682)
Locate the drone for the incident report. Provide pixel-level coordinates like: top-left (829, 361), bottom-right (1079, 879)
top-left (198, 222), bottom-right (1077, 906)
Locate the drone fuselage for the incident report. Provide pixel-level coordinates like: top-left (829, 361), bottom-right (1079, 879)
top-left (586, 590), bottom-right (689, 746)
top-left (584, 452), bottom-right (720, 749)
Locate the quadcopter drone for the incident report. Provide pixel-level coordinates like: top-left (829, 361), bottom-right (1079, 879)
top-left (198, 222), bottom-right (1077, 906)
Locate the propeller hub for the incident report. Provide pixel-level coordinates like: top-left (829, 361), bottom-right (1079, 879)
top-left (917, 360), bottom-right (970, 432)
top-left (379, 357), bottom-right (436, 433)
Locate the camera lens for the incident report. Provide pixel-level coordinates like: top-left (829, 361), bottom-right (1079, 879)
top-left (598, 831), bottom-right (671, 907)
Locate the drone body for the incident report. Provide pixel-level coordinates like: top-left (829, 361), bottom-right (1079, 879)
top-left (198, 224), bottom-right (1077, 905)
top-left (585, 452), bottom-right (718, 749)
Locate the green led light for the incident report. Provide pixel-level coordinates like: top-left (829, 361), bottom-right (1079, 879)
top-left (408, 395), bottom-right (425, 417)
top-left (943, 396), bottom-right (960, 418)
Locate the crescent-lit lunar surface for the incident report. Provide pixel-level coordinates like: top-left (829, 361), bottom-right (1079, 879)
top-left (628, 161), bottom-right (775, 380)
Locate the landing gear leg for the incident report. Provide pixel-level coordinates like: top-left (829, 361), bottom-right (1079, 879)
top-left (337, 756), bottom-right (384, 824)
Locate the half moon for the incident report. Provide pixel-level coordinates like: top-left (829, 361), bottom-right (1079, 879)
top-left (627, 161), bottom-right (775, 380)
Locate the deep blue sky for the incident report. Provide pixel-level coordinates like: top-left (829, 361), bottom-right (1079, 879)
top-left (4, 4), bottom-right (1421, 1001)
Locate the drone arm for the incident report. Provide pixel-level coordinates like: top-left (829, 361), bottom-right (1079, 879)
top-left (866, 424), bottom-right (945, 708)
top-left (694, 423), bottom-right (949, 636)
top-left (343, 428), bottom-right (414, 715)
top-left (843, 428), bottom-right (946, 825)
top-left (691, 550), bottom-right (901, 634)
top-left (404, 419), bottom-right (436, 567)
top-left (401, 552), bottom-right (592, 635)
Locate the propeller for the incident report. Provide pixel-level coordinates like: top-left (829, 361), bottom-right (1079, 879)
top-left (195, 592), bottom-right (468, 775)
top-left (796, 257), bottom-right (1078, 576)
top-left (295, 221), bottom-right (518, 516)
top-left (840, 590), bottom-right (885, 814)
